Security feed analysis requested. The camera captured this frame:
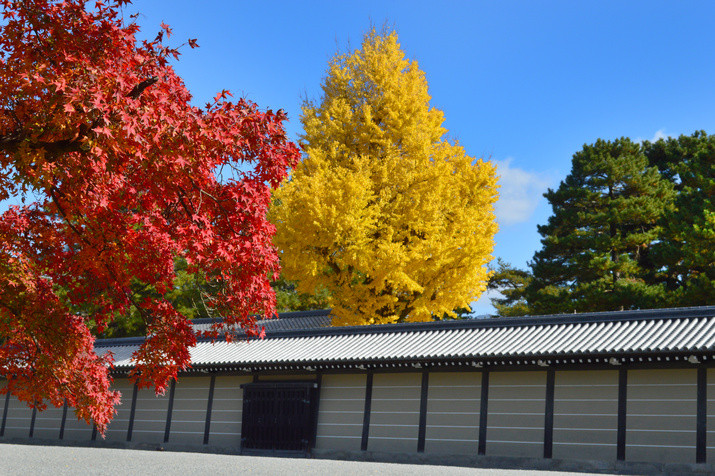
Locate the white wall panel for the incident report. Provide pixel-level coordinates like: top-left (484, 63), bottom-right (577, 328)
top-left (316, 374), bottom-right (366, 451)
top-left (103, 379), bottom-right (134, 442)
top-left (552, 370), bottom-right (618, 461)
top-left (208, 376), bottom-right (251, 448)
top-left (131, 387), bottom-right (170, 444)
top-left (424, 371), bottom-right (480, 455)
top-left (626, 369), bottom-right (696, 464)
top-left (168, 376), bottom-right (210, 446)
top-left (367, 373), bottom-right (421, 453)
top-left (486, 371), bottom-right (546, 458)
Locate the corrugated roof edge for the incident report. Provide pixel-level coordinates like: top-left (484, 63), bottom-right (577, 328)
top-left (94, 305), bottom-right (715, 348)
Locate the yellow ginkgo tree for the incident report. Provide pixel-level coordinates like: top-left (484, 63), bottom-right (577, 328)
top-left (271, 29), bottom-right (498, 326)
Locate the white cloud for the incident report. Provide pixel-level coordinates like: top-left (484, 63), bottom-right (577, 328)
top-left (492, 158), bottom-right (550, 226)
top-left (636, 129), bottom-right (670, 144)
top-left (469, 288), bottom-right (501, 317)
top-left (651, 129), bottom-right (667, 142)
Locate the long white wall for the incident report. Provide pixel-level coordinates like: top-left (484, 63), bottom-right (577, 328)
top-left (0, 366), bottom-right (710, 466)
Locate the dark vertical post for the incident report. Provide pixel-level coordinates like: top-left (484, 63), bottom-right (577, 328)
top-left (544, 368), bottom-right (555, 458)
top-left (203, 374), bottom-right (216, 445)
top-left (417, 370), bottom-right (429, 453)
top-left (697, 367), bottom-right (707, 464)
top-left (91, 423), bottom-right (97, 441)
top-left (59, 399), bottom-right (68, 440)
top-left (126, 382), bottom-right (139, 442)
top-left (29, 405), bottom-right (37, 438)
top-left (478, 371), bottom-right (489, 455)
top-left (361, 372), bottom-right (373, 451)
top-left (617, 369), bottom-right (627, 461)
top-left (1, 391), bottom-right (10, 437)
top-left (164, 379), bottom-right (176, 443)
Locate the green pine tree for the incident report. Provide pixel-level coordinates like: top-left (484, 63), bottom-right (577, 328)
top-left (527, 138), bottom-right (675, 314)
top-left (272, 276), bottom-right (332, 313)
top-left (643, 131), bottom-right (715, 306)
top-left (487, 258), bottom-right (533, 316)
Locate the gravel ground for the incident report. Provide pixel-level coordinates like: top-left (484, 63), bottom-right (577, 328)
top-left (0, 444), bottom-right (595, 476)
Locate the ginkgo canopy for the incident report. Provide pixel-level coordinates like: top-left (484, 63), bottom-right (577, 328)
top-left (271, 30), bottom-right (498, 326)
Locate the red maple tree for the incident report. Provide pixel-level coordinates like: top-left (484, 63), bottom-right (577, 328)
top-left (0, 0), bottom-right (299, 433)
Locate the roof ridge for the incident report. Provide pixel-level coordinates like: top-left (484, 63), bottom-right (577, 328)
top-left (94, 306), bottom-right (715, 348)
top-left (189, 308), bottom-right (332, 326)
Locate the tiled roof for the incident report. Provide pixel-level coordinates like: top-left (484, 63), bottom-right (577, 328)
top-left (96, 306), bottom-right (715, 371)
top-left (189, 309), bottom-right (333, 334)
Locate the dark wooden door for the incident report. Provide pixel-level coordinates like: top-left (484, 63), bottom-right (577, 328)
top-left (241, 382), bottom-right (316, 452)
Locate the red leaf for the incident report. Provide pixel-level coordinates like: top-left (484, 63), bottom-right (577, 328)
top-left (160, 21), bottom-right (172, 38)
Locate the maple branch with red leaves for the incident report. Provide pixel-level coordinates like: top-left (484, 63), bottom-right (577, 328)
top-left (0, 0), bottom-right (299, 435)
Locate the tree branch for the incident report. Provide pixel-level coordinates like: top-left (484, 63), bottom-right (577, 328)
top-left (126, 76), bottom-right (158, 99)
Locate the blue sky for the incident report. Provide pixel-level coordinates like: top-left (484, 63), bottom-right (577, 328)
top-left (126, 0), bottom-right (715, 314)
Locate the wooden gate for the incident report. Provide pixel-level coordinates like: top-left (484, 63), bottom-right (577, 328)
top-left (240, 381), bottom-right (318, 453)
